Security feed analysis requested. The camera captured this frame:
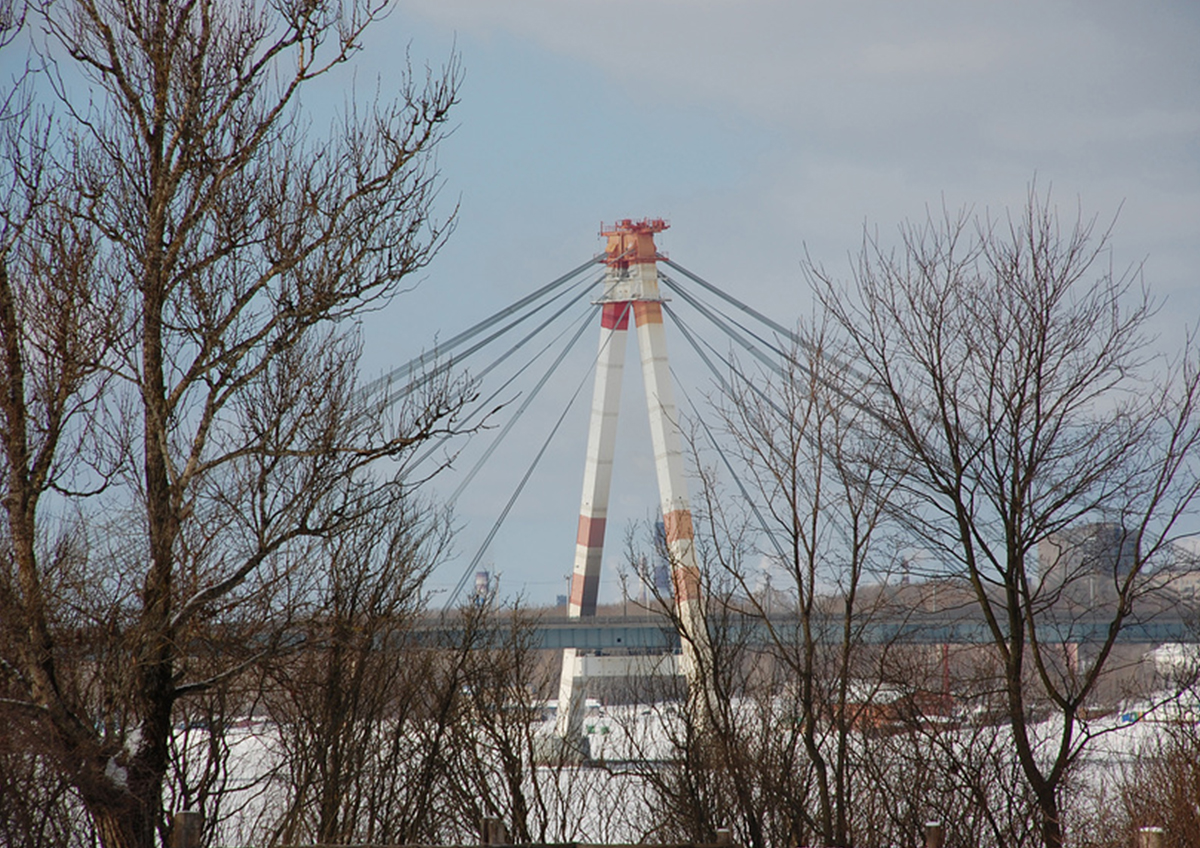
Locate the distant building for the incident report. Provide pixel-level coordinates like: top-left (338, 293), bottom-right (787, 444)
top-left (473, 570), bottom-right (493, 605)
top-left (1149, 642), bottom-right (1200, 681)
top-left (653, 561), bottom-right (672, 598)
top-left (1037, 522), bottom-right (1136, 593)
top-left (636, 529), bottom-right (674, 606)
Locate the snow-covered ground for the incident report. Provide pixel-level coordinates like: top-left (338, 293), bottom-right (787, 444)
top-left (195, 692), bottom-right (1198, 846)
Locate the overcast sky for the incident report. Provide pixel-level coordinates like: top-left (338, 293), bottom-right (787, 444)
top-left (8, 2), bottom-right (1197, 603)
top-left (347, 1), bottom-right (1199, 604)
top-left (374, 0), bottom-right (1199, 297)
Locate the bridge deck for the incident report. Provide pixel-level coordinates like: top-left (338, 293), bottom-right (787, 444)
top-left (413, 612), bottom-right (1198, 650)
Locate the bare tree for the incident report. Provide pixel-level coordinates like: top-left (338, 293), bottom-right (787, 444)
top-left (711, 325), bottom-right (909, 848)
top-left (624, 326), bottom-right (914, 848)
top-left (439, 603), bottom-right (619, 845)
top-left (0, 49), bottom-right (122, 848)
top-left (809, 189), bottom-right (1200, 848)
top-left (261, 496), bottom-right (453, 847)
top-left (616, 579), bottom-right (772, 848)
top-left (0, 0), bottom-right (26, 46)
top-left (1115, 714), bottom-right (1200, 847)
top-left (0, 2), bottom-right (462, 847)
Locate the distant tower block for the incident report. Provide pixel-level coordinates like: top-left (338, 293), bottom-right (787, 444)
top-left (556, 219), bottom-right (713, 746)
top-left (473, 570), bottom-right (491, 603)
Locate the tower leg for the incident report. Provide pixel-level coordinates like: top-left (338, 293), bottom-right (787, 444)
top-left (554, 302), bottom-right (630, 745)
top-left (633, 299), bottom-right (714, 726)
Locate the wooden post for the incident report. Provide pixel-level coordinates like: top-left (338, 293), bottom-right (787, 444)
top-left (716, 827), bottom-right (733, 845)
top-left (924, 821), bottom-right (945, 848)
top-left (1136, 827), bottom-right (1165, 848)
top-left (170, 811), bottom-right (203, 848)
top-left (480, 816), bottom-right (509, 846)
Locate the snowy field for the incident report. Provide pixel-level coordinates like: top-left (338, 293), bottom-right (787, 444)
top-left (195, 691), bottom-right (1199, 847)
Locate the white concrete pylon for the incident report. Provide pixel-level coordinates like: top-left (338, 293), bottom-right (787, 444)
top-left (631, 295), bottom-right (713, 712)
top-left (554, 219), bottom-right (713, 745)
top-left (566, 300), bottom-right (630, 617)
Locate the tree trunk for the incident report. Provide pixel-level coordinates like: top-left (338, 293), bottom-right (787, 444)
top-left (90, 806), bottom-right (144, 848)
top-left (1036, 785), bottom-right (1064, 848)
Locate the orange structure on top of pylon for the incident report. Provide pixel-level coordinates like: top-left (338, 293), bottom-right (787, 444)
top-left (600, 218), bottom-right (668, 268)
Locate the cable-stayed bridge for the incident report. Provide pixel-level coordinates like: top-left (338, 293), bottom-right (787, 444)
top-left (370, 219), bottom-right (1200, 751)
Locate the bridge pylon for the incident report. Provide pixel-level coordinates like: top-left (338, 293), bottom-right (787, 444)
top-left (552, 219), bottom-right (714, 755)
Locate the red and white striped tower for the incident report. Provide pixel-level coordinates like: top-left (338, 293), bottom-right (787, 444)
top-left (555, 219), bottom-right (713, 743)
